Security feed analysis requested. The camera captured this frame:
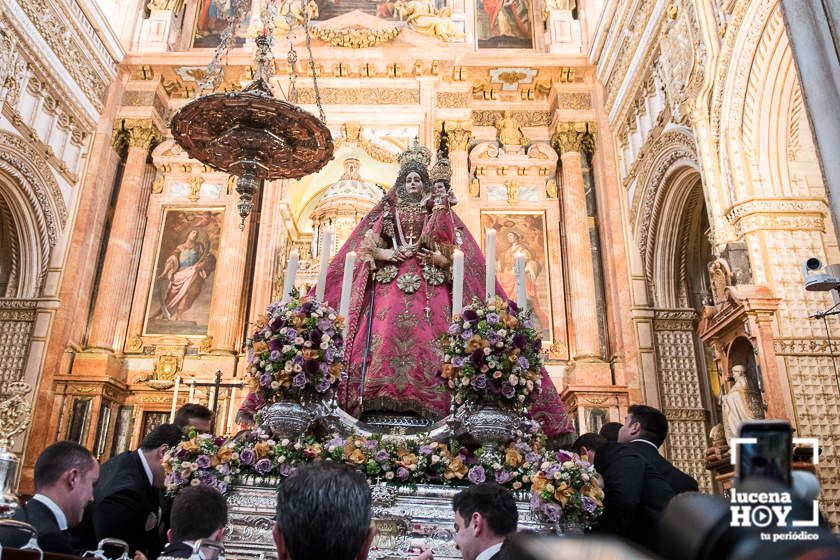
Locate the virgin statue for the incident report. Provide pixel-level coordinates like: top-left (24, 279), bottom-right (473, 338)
top-left (318, 143), bottom-right (573, 438)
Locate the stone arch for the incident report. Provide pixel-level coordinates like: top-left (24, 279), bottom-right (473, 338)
top-left (0, 131), bottom-right (66, 297)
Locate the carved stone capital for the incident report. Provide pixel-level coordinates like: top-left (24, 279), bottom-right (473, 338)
top-left (115, 119), bottom-right (162, 151)
top-left (551, 121), bottom-right (594, 154)
top-left (446, 122), bottom-right (473, 152)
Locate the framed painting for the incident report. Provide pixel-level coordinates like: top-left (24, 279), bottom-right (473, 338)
top-left (480, 211), bottom-right (553, 341)
top-left (475, 0), bottom-right (533, 48)
top-left (193, 0), bottom-right (248, 48)
top-left (144, 208), bottom-right (224, 336)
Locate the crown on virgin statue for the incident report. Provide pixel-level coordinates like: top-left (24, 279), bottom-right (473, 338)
top-left (397, 139), bottom-right (432, 170)
top-left (429, 156), bottom-right (452, 183)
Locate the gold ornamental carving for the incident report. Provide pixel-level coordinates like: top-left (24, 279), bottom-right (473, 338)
top-left (554, 92), bottom-right (592, 111)
top-left (313, 26), bottom-right (401, 48)
top-left (117, 119), bottom-right (162, 151)
top-left (551, 121), bottom-right (594, 154)
top-left (188, 176), bottom-right (204, 202)
top-left (472, 110), bottom-right (552, 128)
top-left (469, 177), bottom-right (480, 197)
top-left (504, 180), bottom-right (520, 204)
top-left (151, 175), bottom-right (165, 194)
top-left (0, 381), bottom-right (32, 447)
top-left (436, 91), bottom-right (470, 109)
top-left (495, 111), bottom-right (527, 147)
top-left (199, 336), bottom-right (214, 353)
top-left (545, 178), bottom-right (558, 198)
top-left (126, 334), bottom-right (144, 353)
top-left (295, 87), bottom-right (420, 105)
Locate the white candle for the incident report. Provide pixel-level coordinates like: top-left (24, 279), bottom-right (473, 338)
top-left (282, 250), bottom-right (299, 302)
top-left (452, 249), bottom-right (464, 317)
top-left (485, 229), bottom-right (496, 301)
top-left (188, 378), bottom-right (196, 403)
top-left (338, 251), bottom-right (357, 340)
top-left (514, 252), bottom-right (527, 310)
top-left (169, 375), bottom-right (181, 422)
top-left (315, 227), bottom-right (334, 303)
top-left (225, 386), bottom-right (237, 434)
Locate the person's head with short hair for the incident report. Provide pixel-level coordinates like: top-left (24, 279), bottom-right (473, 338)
top-left (451, 483), bottom-right (517, 560)
top-left (168, 486), bottom-right (227, 545)
top-left (572, 433), bottom-right (608, 464)
top-left (173, 403), bottom-right (213, 433)
top-left (33, 441), bottom-right (99, 527)
top-left (140, 423), bottom-right (183, 488)
top-left (598, 422), bottom-right (623, 443)
top-left (618, 404), bottom-right (669, 447)
top-left (273, 462), bottom-right (374, 560)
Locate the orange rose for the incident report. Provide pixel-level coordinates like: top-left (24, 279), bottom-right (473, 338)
top-left (554, 482), bottom-right (575, 506)
top-left (347, 449), bottom-right (366, 465)
top-left (254, 315), bottom-right (268, 329)
top-left (397, 449), bottom-right (418, 467)
top-left (180, 439), bottom-right (198, 453)
top-left (216, 446), bottom-right (234, 463)
top-left (254, 442), bottom-right (272, 459)
top-left (253, 340), bottom-right (268, 353)
top-left (328, 363), bottom-right (342, 382)
top-left (505, 447), bottom-right (524, 468)
top-left (444, 457), bottom-right (468, 480)
top-left (531, 473), bottom-right (550, 494)
top-left (467, 335), bottom-right (483, 352)
top-left (582, 482), bottom-right (604, 501)
top-left (441, 364), bottom-right (453, 379)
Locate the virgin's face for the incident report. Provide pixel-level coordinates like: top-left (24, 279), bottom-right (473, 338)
top-left (188, 230), bottom-right (199, 241)
top-left (404, 172), bottom-right (423, 196)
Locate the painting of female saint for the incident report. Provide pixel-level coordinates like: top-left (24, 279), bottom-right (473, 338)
top-left (476, 0), bottom-right (532, 48)
top-left (144, 209), bottom-right (223, 336)
top-left (194, 0), bottom-right (246, 48)
top-left (481, 212), bottom-right (552, 339)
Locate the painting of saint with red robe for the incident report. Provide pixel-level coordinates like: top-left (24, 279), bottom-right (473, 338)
top-left (144, 209), bottom-right (223, 336)
top-left (194, 0), bottom-right (246, 48)
top-left (476, 0), bottom-right (532, 48)
top-left (481, 212), bottom-right (552, 340)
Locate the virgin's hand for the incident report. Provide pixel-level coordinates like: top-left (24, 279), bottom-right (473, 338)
top-left (415, 549), bottom-right (434, 560)
top-left (419, 249), bottom-right (448, 268)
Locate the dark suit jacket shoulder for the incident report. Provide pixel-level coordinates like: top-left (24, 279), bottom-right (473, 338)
top-left (10, 499), bottom-right (75, 555)
top-left (159, 540), bottom-right (195, 559)
top-left (594, 442), bottom-right (676, 549)
top-left (90, 451), bottom-right (162, 558)
top-left (630, 440), bottom-right (700, 494)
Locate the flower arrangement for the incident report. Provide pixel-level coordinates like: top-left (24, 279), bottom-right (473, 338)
top-left (161, 430), bottom-right (603, 531)
top-left (162, 428), bottom-right (239, 496)
top-left (530, 450), bottom-right (605, 529)
top-left (438, 296), bottom-right (543, 407)
top-left (244, 295), bottom-right (346, 409)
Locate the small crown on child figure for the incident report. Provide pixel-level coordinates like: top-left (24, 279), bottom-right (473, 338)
top-left (429, 156), bottom-right (452, 183)
top-left (398, 138), bottom-right (433, 169)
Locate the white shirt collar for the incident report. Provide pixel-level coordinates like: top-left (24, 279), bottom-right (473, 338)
top-left (31, 494), bottom-right (68, 531)
top-left (137, 449), bottom-right (154, 486)
top-left (476, 542), bottom-right (503, 560)
top-left (631, 439), bottom-right (660, 450)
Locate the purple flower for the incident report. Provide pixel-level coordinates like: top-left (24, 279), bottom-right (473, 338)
top-left (217, 463), bottom-right (231, 476)
top-left (247, 348), bottom-right (255, 364)
top-left (419, 445), bottom-right (433, 455)
top-left (315, 378), bottom-right (331, 392)
top-left (176, 447), bottom-right (189, 459)
top-left (199, 472), bottom-right (215, 487)
top-left (542, 502), bottom-right (563, 523)
top-left (303, 359), bottom-right (320, 375)
top-left (555, 450), bottom-right (573, 463)
top-left (309, 328), bottom-right (323, 344)
top-left (327, 437), bottom-right (345, 448)
top-left (468, 465), bottom-right (486, 484)
top-left (317, 318), bottom-right (332, 332)
top-left (217, 481), bottom-right (228, 495)
top-left (512, 333), bottom-right (527, 350)
top-left (470, 348), bottom-right (486, 368)
top-left (259, 373), bottom-right (273, 388)
top-left (364, 440), bottom-right (379, 450)
top-left (472, 374), bottom-right (487, 389)
top-left (461, 330), bottom-right (474, 340)
top-left (396, 467), bottom-right (409, 479)
top-left (269, 316), bottom-right (285, 331)
top-left (165, 471), bottom-right (184, 486)
top-left (254, 458), bottom-right (273, 475)
top-left (268, 338), bottom-right (283, 352)
top-left (525, 452), bottom-right (540, 464)
top-left (507, 300), bottom-right (519, 314)
top-left (279, 463), bottom-right (294, 477)
top-left (581, 496), bottom-right (597, 514)
top-left (495, 469), bottom-right (513, 484)
top-left (292, 373), bottom-right (307, 387)
top-left (487, 333), bottom-right (500, 345)
top-left (375, 450), bottom-right (390, 463)
top-left (325, 348), bottom-right (335, 362)
top-left (300, 301), bottom-right (314, 314)
top-left (487, 312), bottom-right (500, 324)
top-left (239, 448), bottom-right (256, 466)
top-left (196, 455), bottom-right (211, 469)
top-left (517, 356), bottom-right (530, 369)
top-left (269, 350), bottom-right (282, 362)
top-left (285, 329), bottom-right (297, 341)
top-left (532, 338), bottom-right (542, 353)
top-left (452, 356), bottom-right (465, 368)
top-left (501, 382), bottom-right (516, 399)
top-left (462, 309), bottom-right (478, 322)
top-left (448, 323), bottom-right (461, 335)
top-left (530, 492), bottom-right (542, 511)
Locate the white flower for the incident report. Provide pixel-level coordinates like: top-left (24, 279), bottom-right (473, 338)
top-left (493, 463), bottom-right (502, 470)
top-left (278, 456), bottom-right (286, 463)
top-left (463, 322), bottom-right (470, 329)
top-left (294, 337), bottom-right (305, 345)
top-left (293, 364), bottom-right (303, 372)
top-left (304, 341), bottom-right (312, 348)
top-left (385, 471), bottom-right (395, 480)
top-left (328, 313), bottom-right (336, 320)
top-left (282, 345), bottom-right (292, 353)
top-left (483, 347), bottom-right (491, 355)
top-left (285, 362), bottom-right (293, 372)
top-left (461, 378), bottom-right (470, 386)
top-left (270, 381), bottom-right (280, 389)
top-left (582, 474), bottom-right (590, 481)
top-left (553, 471), bottom-right (562, 480)
top-left (431, 455), bottom-right (441, 464)
top-left (191, 462), bottom-right (199, 470)
top-left (224, 476), bottom-right (231, 483)
top-left (497, 329), bottom-right (507, 337)
top-left (563, 461), bottom-right (575, 468)
top-left (190, 479), bottom-right (200, 486)
top-left (517, 394), bottom-right (525, 402)
top-left (509, 375), bottom-right (519, 386)
top-left (322, 334), bottom-right (330, 342)
top-left (281, 439), bottom-right (290, 446)
top-left (320, 342), bottom-right (329, 349)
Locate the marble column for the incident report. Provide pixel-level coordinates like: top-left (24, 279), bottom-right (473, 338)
top-left (553, 122), bottom-right (600, 360)
top-left (446, 121), bottom-right (472, 210)
top-left (86, 119), bottom-right (161, 351)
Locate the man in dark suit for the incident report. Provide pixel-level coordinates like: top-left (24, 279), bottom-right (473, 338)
top-left (617, 404), bottom-right (699, 494)
top-left (158, 486), bottom-right (227, 559)
top-left (417, 483), bottom-right (517, 560)
top-left (273, 462), bottom-right (375, 560)
top-left (0, 441), bottom-right (99, 554)
top-left (73, 423), bottom-right (182, 558)
top-left (172, 403), bottom-right (213, 434)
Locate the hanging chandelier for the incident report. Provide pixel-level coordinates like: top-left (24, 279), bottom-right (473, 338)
top-left (170, 0), bottom-right (333, 227)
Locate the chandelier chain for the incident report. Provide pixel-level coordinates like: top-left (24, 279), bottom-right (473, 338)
top-left (199, 0), bottom-right (251, 94)
top-left (302, 1), bottom-right (326, 123)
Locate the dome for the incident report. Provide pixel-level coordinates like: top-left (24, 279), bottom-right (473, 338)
top-left (318, 157), bottom-right (384, 204)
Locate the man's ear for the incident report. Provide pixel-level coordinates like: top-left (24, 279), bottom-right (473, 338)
top-left (210, 527), bottom-right (224, 542)
top-left (356, 526), bottom-right (376, 560)
top-left (65, 468), bottom-right (80, 489)
top-left (157, 445), bottom-right (168, 461)
top-left (272, 525), bottom-right (288, 560)
top-left (471, 512), bottom-right (483, 537)
top-left (166, 529), bottom-right (173, 544)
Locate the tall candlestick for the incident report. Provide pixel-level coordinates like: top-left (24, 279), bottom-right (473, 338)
top-left (282, 250), bottom-right (299, 302)
top-left (169, 375), bottom-right (181, 422)
top-left (452, 249), bottom-right (464, 317)
top-left (514, 252), bottom-right (527, 310)
top-left (188, 378), bottom-right (196, 403)
top-left (338, 251), bottom-right (357, 340)
top-left (315, 227), bottom-right (334, 302)
top-left (225, 386), bottom-right (237, 435)
top-left (485, 228), bottom-right (496, 301)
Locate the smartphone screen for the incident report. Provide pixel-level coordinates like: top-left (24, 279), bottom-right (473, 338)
top-left (737, 420), bottom-right (792, 485)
